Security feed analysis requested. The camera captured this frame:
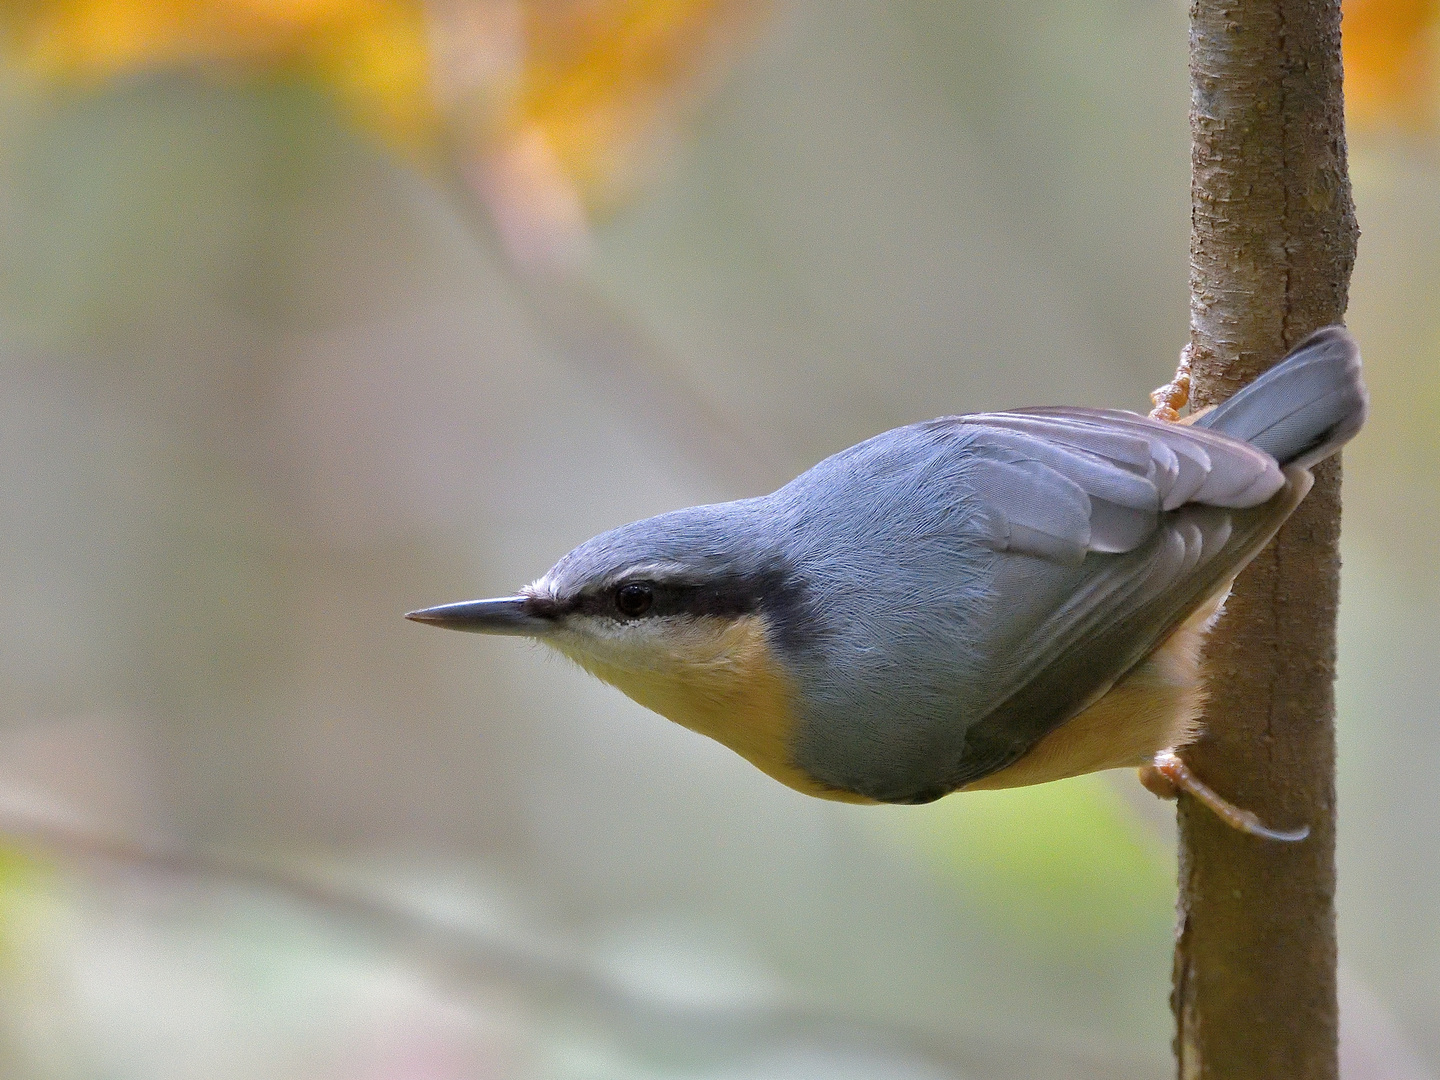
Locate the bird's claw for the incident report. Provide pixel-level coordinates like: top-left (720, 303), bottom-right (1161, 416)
top-left (1138, 749), bottom-right (1309, 843)
top-left (1149, 344), bottom-right (1194, 422)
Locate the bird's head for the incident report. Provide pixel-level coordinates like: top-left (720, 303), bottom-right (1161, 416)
top-left (407, 502), bottom-right (782, 659)
top-left (406, 502), bottom-right (864, 801)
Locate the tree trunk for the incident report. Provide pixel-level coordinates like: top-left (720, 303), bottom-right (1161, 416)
top-left (1174, 0), bottom-right (1358, 1077)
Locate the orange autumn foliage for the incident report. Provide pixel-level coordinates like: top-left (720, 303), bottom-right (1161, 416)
top-left (0, 0), bottom-right (763, 210)
top-left (1344, 0), bottom-right (1440, 130)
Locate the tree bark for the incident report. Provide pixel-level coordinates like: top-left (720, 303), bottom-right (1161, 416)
top-left (1174, 0), bottom-right (1358, 1077)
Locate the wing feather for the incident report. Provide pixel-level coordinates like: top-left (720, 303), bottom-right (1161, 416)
top-left (919, 408), bottom-right (1304, 789)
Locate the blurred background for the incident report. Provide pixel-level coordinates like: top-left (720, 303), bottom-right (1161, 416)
top-left (0, 1), bottom-right (1436, 1077)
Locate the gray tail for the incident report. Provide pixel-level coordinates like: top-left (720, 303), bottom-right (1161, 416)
top-left (1191, 325), bottom-right (1368, 468)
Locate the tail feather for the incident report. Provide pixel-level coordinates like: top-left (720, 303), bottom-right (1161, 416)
top-left (1191, 326), bottom-right (1367, 468)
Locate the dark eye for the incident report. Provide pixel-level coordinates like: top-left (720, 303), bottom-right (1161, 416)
top-left (614, 582), bottom-right (655, 618)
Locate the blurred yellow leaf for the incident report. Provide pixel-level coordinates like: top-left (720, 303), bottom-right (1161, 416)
top-left (6, 0), bottom-right (445, 159)
top-left (1, 0), bottom-right (765, 245)
top-left (1344, 0), bottom-right (1440, 131)
top-left (515, 0), bottom-right (759, 212)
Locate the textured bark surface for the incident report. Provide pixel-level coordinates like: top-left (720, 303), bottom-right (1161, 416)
top-left (1176, 0), bottom-right (1358, 1077)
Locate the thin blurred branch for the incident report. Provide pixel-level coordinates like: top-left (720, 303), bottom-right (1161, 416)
top-left (426, 2), bottom-right (796, 496)
top-left (2, 0), bottom-right (789, 496)
top-left (437, 158), bottom-right (799, 495)
top-left (0, 784), bottom-right (1161, 1080)
top-left (515, 268), bottom-right (796, 491)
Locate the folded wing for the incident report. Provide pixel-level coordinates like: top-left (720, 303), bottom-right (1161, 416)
top-left (929, 408), bottom-right (1304, 789)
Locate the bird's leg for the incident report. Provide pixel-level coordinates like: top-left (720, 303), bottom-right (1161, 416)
top-left (1138, 749), bottom-right (1309, 843)
top-left (1149, 343), bottom-right (1193, 422)
top-left (1143, 345), bottom-right (1304, 841)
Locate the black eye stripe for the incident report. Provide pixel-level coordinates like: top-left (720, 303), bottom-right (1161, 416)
top-left (569, 577), bottom-right (769, 620)
top-left (553, 561), bottom-right (810, 632)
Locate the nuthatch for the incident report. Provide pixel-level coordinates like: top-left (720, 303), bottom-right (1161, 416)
top-left (409, 328), bottom-right (1365, 840)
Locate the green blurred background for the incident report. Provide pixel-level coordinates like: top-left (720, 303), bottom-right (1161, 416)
top-left (0, 1), bottom-right (1436, 1077)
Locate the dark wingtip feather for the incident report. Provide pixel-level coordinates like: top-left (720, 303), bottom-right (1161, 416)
top-left (1192, 326), bottom-right (1367, 468)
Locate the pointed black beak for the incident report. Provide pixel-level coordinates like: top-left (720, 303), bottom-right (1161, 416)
top-left (405, 596), bottom-right (556, 636)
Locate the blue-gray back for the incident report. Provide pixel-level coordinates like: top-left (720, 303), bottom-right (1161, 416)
top-left (768, 326), bottom-right (1364, 802)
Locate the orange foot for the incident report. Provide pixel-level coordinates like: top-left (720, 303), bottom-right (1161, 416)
top-left (1149, 344), bottom-right (1193, 422)
top-left (1138, 749), bottom-right (1309, 843)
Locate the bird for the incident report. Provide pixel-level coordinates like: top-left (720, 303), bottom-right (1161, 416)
top-left (408, 327), bottom-right (1366, 839)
